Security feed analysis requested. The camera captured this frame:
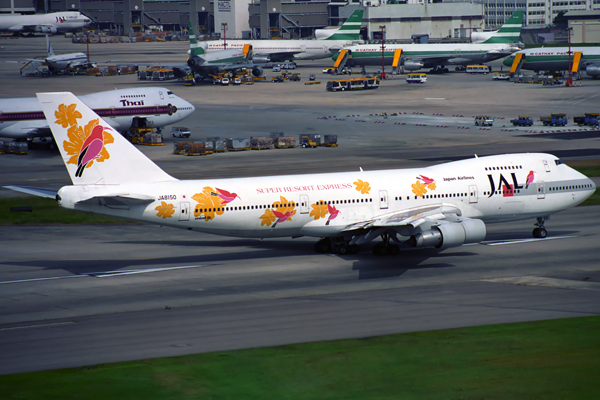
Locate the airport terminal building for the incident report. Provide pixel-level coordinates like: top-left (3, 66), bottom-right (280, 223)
top-left (1, 0), bottom-right (599, 40)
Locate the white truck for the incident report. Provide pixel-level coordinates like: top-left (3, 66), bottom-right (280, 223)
top-left (170, 127), bottom-right (191, 138)
top-left (474, 115), bottom-right (494, 127)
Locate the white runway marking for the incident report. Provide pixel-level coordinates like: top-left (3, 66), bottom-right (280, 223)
top-left (0, 265), bottom-right (204, 284)
top-left (482, 235), bottom-right (577, 246)
top-left (0, 322), bottom-right (75, 331)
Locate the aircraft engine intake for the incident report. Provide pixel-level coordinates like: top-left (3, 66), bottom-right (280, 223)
top-left (403, 60), bottom-right (424, 71)
top-left (409, 219), bottom-right (486, 249)
top-left (585, 65), bottom-right (600, 77)
top-left (252, 66), bottom-right (264, 77)
top-left (187, 56), bottom-right (204, 68)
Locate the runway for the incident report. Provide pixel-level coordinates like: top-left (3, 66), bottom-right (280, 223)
top-left (1, 35), bottom-right (599, 375)
top-left (1, 205), bottom-right (599, 374)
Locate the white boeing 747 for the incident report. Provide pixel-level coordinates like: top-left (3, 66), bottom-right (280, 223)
top-left (0, 87), bottom-right (195, 140)
top-left (0, 11), bottom-right (90, 35)
top-left (6, 92), bottom-right (596, 255)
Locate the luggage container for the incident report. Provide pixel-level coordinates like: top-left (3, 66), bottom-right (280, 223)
top-left (205, 141), bottom-right (215, 154)
top-left (173, 142), bottom-right (189, 154)
top-left (184, 142), bottom-right (206, 155)
top-left (15, 142), bottom-right (28, 155)
top-left (323, 135), bottom-right (338, 147)
top-left (226, 138), bottom-right (250, 151)
top-left (213, 140), bottom-right (226, 152)
top-left (250, 137), bottom-right (274, 150)
top-left (274, 137), bottom-right (296, 148)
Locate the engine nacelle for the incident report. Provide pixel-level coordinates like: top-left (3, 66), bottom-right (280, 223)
top-left (252, 55), bottom-right (271, 64)
top-left (36, 26), bottom-right (57, 34)
top-left (252, 66), bottom-right (264, 77)
top-left (403, 60), bottom-right (424, 71)
top-left (187, 56), bottom-right (204, 69)
top-left (585, 65), bottom-right (600, 77)
top-left (409, 219), bottom-right (486, 249)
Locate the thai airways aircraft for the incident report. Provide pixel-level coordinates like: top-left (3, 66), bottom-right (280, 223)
top-left (0, 11), bottom-right (90, 35)
top-left (6, 92), bottom-right (596, 256)
top-left (503, 47), bottom-right (600, 78)
top-left (333, 11), bottom-right (523, 73)
top-left (173, 22), bottom-right (262, 82)
top-left (0, 88), bottom-right (195, 140)
top-left (202, 10), bottom-right (364, 63)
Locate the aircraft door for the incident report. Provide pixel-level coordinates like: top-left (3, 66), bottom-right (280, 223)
top-left (379, 190), bottom-right (388, 209)
top-left (159, 90), bottom-right (164, 100)
top-left (537, 181), bottom-right (545, 199)
top-left (300, 45), bottom-right (306, 53)
top-left (469, 185), bottom-right (478, 203)
top-left (543, 160), bottom-right (551, 172)
top-left (299, 195), bottom-right (309, 214)
top-left (179, 201), bottom-right (190, 221)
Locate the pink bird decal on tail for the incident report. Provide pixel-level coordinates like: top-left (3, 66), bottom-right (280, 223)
top-left (326, 204), bottom-right (340, 226)
top-left (211, 188), bottom-right (240, 204)
top-left (525, 171), bottom-right (535, 189)
top-left (76, 125), bottom-right (109, 177)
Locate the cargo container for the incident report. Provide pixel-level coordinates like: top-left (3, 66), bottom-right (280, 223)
top-left (205, 141), bottom-right (215, 154)
top-left (173, 142), bottom-right (189, 154)
top-left (250, 137), bottom-right (274, 150)
top-left (226, 138), bottom-right (250, 151)
top-left (184, 142), bottom-right (206, 155)
top-left (323, 135), bottom-right (338, 147)
top-left (213, 140), bottom-right (226, 152)
top-left (274, 137), bottom-right (296, 148)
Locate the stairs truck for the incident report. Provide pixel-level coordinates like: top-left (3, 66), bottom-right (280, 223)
top-left (510, 116), bottom-right (534, 126)
top-left (540, 114), bottom-right (568, 127)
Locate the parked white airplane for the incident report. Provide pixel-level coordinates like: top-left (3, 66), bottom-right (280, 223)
top-left (0, 88), bottom-right (195, 140)
top-left (29, 35), bottom-right (90, 73)
top-left (203, 10), bottom-right (364, 63)
top-left (0, 11), bottom-right (90, 34)
top-left (6, 92), bottom-right (596, 255)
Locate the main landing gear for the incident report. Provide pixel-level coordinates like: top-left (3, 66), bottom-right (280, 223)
top-left (532, 217), bottom-right (548, 239)
top-left (371, 233), bottom-right (399, 256)
top-left (314, 238), bottom-right (359, 255)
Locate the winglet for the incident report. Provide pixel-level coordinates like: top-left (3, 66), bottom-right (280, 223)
top-left (36, 92), bottom-right (176, 185)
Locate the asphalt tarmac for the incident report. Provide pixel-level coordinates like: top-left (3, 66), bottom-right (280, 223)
top-left (0, 35), bottom-right (599, 375)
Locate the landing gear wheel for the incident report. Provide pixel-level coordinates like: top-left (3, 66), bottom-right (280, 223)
top-left (314, 238), bottom-right (332, 253)
top-left (334, 244), bottom-right (348, 255)
top-left (387, 244), bottom-right (400, 255)
top-left (372, 242), bottom-right (387, 256)
top-left (532, 227), bottom-right (547, 238)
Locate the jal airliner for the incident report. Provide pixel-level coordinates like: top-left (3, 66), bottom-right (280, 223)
top-left (0, 87), bottom-right (195, 140)
top-left (6, 92), bottom-right (596, 256)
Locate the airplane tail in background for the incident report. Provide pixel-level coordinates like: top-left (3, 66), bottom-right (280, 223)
top-left (476, 10), bottom-right (524, 44)
top-left (36, 92), bottom-right (176, 186)
top-left (46, 35), bottom-right (55, 57)
top-left (188, 22), bottom-right (207, 56)
top-left (321, 9), bottom-right (363, 41)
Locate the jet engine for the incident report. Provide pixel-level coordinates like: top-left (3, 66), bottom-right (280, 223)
top-left (403, 60), bottom-right (424, 71)
top-left (252, 55), bottom-right (271, 64)
top-left (251, 66), bottom-right (264, 77)
top-left (187, 56), bottom-right (204, 69)
top-left (585, 65), bottom-right (600, 78)
top-left (36, 26), bottom-right (58, 34)
top-left (408, 219), bottom-right (486, 249)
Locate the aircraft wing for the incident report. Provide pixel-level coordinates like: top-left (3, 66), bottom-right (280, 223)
top-left (343, 203), bottom-right (463, 232)
top-left (3, 186), bottom-right (58, 199)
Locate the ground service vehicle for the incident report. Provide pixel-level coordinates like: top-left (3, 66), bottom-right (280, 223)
top-left (492, 72), bottom-right (510, 80)
top-left (573, 113), bottom-right (599, 126)
top-left (326, 77), bottom-right (380, 92)
top-left (466, 65), bottom-right (490, 74)
top-left (474, 115), bottom-right (494, 126)
top-left (299, 134), bottom-right (321, 148)
top-left (510, 116), bottom-right (534, 126)
top-left (406, 73), bottom-right (427, 83)
top-left (170, 127), bottom-right (191, 138)
top-left (540, 114), bottom-right (568, 126)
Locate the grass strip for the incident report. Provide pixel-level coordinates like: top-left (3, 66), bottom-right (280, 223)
top-left (0, 316), bottom-right (599, 400)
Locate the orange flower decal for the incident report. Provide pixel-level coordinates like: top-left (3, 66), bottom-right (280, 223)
top-left (192, 186), bottom-right (225, 221)
top-left (310, 200), bottom-right (329, 220)
top-left (55, 103), bottom-right (82, 128)
top-left (354, 179), bottom-right (371, 194)
top-left (411, 180), bottom-right (428, 197)
top-left (155, 201), bottom-right (175, 219)
top-left (259, 196), bottom-right (297, 228)
top-left (427, 182), bottom-right (436, 191)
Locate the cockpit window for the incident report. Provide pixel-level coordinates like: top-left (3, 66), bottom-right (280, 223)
top-left (167, 91), bottom-right (174, 95)
top-left (555, 159), bottom-right (563, 165)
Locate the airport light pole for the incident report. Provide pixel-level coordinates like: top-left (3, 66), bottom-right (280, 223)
top-left (222, 23), bottom-right (228, 49)
top-left (380, 25), bottom-right (386, 79)
top-left (566, 27), bottom-right (573, 87)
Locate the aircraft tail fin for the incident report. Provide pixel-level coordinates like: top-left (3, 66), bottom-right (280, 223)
top-left (46, 35), bottom-right (55, 57)
top-left (480, 11), bottom-right (524, 44)
top-left (36, 92), bottom-right (177, 186)
top-left (323, 9), bottom-right (363, 41)
top-left (188, 22), bottom-right (206, 56)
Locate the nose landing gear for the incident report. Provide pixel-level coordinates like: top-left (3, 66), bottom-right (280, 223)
top-left (532, 217), bottom-right (548, 238)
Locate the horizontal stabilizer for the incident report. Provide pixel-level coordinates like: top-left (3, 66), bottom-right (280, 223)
top-left (3, 185), bottom-right (58, 199)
